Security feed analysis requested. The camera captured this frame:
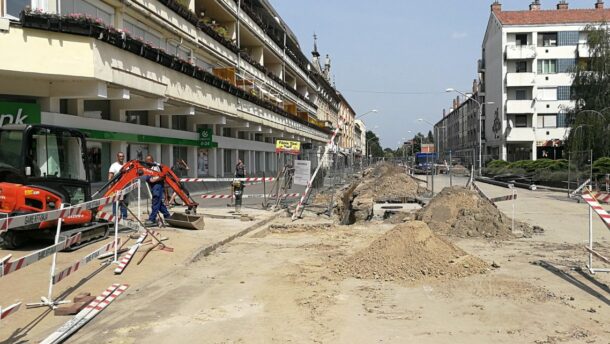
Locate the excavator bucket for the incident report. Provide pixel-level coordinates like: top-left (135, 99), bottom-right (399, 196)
top-left (166, 212), bottom-right (205, 230)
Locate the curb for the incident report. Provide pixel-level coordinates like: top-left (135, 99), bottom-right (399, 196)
top-left (186, 212), bottom-right (281, 264)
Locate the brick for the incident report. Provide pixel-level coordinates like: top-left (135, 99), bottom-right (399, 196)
top-left (73, 292), bottom-right (92, 303)
top-left (54, 302), bottom-right (87, 316)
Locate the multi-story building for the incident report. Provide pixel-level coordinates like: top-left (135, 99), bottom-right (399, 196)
top-left (477, 0), bottom-right (609, 162)
top-left (0, 0), bottom-right (346, 184)
top-left (354, 119), bottom-right (366, 159)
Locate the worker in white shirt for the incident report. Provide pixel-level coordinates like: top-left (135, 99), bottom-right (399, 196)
top-left (108, 152), bottom-right (128, 219)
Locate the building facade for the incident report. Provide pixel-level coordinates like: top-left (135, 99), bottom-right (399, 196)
top-left (477, 0), bottom-right (609, 162)
top-left (0, 0), bottom-right (357, 185)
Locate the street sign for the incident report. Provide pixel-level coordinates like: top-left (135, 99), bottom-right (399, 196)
top-left (198, 128), bottom-right (217, 148)
top-left (275, 140), bottom-right (300, 155)
top-left (293, 160), bottom-right (311, 186)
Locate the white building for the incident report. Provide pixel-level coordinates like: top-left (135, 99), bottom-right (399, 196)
top-left (480, 0), bottom-right (608, 162)
top-left (0, 0), bottom-right (339, 185)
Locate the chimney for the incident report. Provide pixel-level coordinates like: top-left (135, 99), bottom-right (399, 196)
top-left (491, 1), bottom-right (502, 12)
top-left (530, 0), bottom-right (541, 10)
top-left (452, 99), bottom-right (457, 109)
top-left (596, 0), bottom-right (604, 9)
top-left (557, 0), bottom-right (568, 9)
top-left (472, 79), bottom-right (479, 94)
top-left (456, 96), bottom-right (461, 108)
top-left (443, 109), bottom-right (446, 117)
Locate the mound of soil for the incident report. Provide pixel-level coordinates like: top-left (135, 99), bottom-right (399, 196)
top-left (416, 186), bottom-right (532, 239)
top-left (335, 221), bottom-right (488, 283)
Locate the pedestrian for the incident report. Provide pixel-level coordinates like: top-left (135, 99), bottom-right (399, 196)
top-left (108, 152), bottom-right (128, 219)
top-left (144, 155), bottom-right (171, 227)
top-left (235, 159), bottom-right (246, 178)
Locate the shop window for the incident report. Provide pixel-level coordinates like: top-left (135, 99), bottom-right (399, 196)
top-left (125, 111), bottom-right (149, 125)
top-left (223, 149), bottom-right (232, 174)
top-left (172, 146), bottom-right (188, 177)
top-left (84, 100), bottom-right (111, 120)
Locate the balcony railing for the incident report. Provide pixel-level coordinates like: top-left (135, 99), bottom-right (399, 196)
top-left (506, 72), bottom-right (535, 87)
top-left (506, 45), bottom-right (537, 59)
top-left (506, 100), bottom-right (535, 114)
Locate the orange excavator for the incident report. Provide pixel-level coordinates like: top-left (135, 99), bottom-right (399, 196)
top-left (0, 124), bottom-right (201, 249)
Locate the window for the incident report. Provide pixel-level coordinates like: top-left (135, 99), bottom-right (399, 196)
top-left (515, 89), bottom-right (527, 100)
top-left (539, 32), bottom-right (558, 47)
top-left (30, 127), bottom-right (87, 180)
top-left (538, 88), bottom-right (557, 101)
top-left (516, 33), bottom-right (528, 46)
top-left (557, 111), bottom-right (569, 127)
top-left (516, 61), bottom-right (528, 73)
top-left (172, 146), bottom-right (188, 177)
top-left (171, 116), bottom-right (187, 131)
top-left (222, 128), bottom-right (232, 137)
top-left (0, 129), bottom-right (23, 172)
top-left (168, 42), bottom-right (190, 60)
top-left (61, 0), bottom-right (112, 25)
top-left (124, 19), bottom-right (162, 48)
top-left (515, 115), bottom-right (528, 128)
top-left (538, 59), bottom-right (557, 74)
top-left (537, 114), bottom-right (557, 128)
top-left (196, 57), bottom-right (214, 72)
top-left (557, 59), bottom-right (576, 73)
top-left (84, 100), bottom-right (110, 120)
top-left (558, 31), bottom-right (579, 46)
top-left (557, 86), bottom-right (571, 101)
top-left (125, 111), bottom-right (149, 125)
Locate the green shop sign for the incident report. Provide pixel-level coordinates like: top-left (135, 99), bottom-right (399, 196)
top-left (0, 101), bottom-right (41, 127)
top-left (198, 128), bottom-right (217, 148)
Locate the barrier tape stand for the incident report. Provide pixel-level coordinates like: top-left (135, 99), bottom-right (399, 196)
top-left (581, 188), bottom-right (610, 274)
top-left (41, 283), bottom-right (129, 344)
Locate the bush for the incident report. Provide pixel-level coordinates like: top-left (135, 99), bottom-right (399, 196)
top-left (593, 157), bottom-right (610, 176)
top-left (487, 160), bottom-right (509, 168)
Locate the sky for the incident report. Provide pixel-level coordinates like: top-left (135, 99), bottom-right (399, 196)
top-left (268, 0), bottom-right (597, 148)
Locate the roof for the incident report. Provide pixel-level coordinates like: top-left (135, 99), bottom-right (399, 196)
top-left (494, 9), bottom-right (610, 25)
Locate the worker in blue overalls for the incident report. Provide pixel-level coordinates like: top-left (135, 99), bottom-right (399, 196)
top-left (144, 155), bottom-right (171, 227)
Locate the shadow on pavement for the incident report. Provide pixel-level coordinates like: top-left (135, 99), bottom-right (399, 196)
top-left (536, 260), bottom-right (610, 306)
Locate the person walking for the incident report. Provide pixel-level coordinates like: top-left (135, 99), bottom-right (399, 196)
top-left (144, 155), bottom-right (171, 227)
top-left (235, 159), bottom-right (246, 178)
top-left (108, 152), bottom-right (128, 219)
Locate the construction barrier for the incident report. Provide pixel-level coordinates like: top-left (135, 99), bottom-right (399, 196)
top-left (570, 178), bottom-right (591, 199)
top-left (114, 231), bottom-right (149, 275)
top-left (0, 302), bottom-right (21, 320)
top-left (489, 193), bottom-right (518, 203)
top-left (180, 177), bottom-right (276, 183)
top-left (581, 188), bottom-right (610, 274)
top-left (41, 284), bottom-right (129, 344)
top-left (52, 240), bottom-right (120, 285)
top-left (200, 193), bottom-right (301, 200)
top-left (591, 192), bottom-right (610, 204)
top-left (472, 182), bottom-right (497, 208)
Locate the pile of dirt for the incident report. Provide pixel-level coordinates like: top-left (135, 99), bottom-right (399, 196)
top-left (416, 186), bottom-right (532, 239)
top-left (336, 164), bottom-right (424, 223)
top-left (335, 221), bottom-right (488, 282)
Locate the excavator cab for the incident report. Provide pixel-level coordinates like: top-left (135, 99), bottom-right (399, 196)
top-left (0, 124), bottom-right (102, 248)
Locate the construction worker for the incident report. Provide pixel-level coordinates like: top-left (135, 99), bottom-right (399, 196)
top-left (235, 159), bottom-right (246, 178)
top-left (108, 152), bottom-right (128, 219)
top-left (144, 155), bottom-right (171, 227)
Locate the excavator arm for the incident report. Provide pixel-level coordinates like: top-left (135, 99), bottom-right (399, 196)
top-left (95, 160), bottom-right (198, 213)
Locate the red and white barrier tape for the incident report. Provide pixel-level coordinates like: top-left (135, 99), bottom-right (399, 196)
top-left (180, 177), bottom-right (276, 183)
top-left (592, 192), bottom-right (610, 204)
top-left (41, 284), bottom-right (128, 344)
top-left (53, 239), bottom-right (120, 285)
top-left (0, 233), bottom-right (81, 278)
top-left (0, 302), bottom-right (21, 320)
top-left (200, 193), bottom-right (301, 199)
top-left (489, 194), bottom-right (518, 203)
top-left (582, 189), bottom-right (610, 229)
top-left (0, 182), bottom-right (139, 233)
top-left (96, 212), bottom-right (142, 231)
top-left (114, 231), bottom-right (149, 274)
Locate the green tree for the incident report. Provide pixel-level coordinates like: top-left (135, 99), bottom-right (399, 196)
top-left (568, 22), bottom-right (610, 158)
top-left (383, 148), bottom-right (396, 158)
top-left (427, 130), bottom-right (434, 144)
top-left (365, 130), bottom-right (383, 157)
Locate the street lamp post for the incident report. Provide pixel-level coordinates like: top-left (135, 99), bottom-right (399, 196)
top-left (446, 88), bottom-right (494, 175)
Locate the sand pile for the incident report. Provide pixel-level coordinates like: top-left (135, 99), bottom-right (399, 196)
top-left (335, 221), bottom-right (488, 282)
top-left (416, 186), bottom-right (532, 239)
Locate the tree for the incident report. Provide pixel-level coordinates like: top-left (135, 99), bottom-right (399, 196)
top-left (568, 22), bottom-right (610, 159)
top-left (427, 130), bottom-right (434, 144)
top-left (365, 130), bottom-right (383, 157)
top-left (383, 148), bottom-right (395, 158)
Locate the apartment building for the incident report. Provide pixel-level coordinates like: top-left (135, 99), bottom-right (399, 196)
top-left (0, 0), bottom-right (353, 183)
top-left (477, 0), bottom-right (608, 162)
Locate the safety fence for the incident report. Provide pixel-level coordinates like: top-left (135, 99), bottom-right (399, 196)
top-left (472, 181), bottom-right (518, 232)
top-left (0, 180), bottom-right (142, 322)
top-left (581, 188), bottom-right (610, 274)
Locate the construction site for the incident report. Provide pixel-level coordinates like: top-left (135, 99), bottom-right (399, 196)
top-left (1, 160), bottom-right (609, 343)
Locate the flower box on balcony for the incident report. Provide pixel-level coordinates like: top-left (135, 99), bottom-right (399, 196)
top-left (142, 45), bottom-right (159, 62)
top-left (158, 51), bottom-right (173, 67)
top-left (194, 68), bottom-right (205, 80)
top-left (124, 36), bottom-right (144, 55)
top-left (90, 24), bottom-right (106, 40)
top-left (103, 29), bottom-right (123, 47)
top-left (21, 12), bottom-right (50, 30)
top-left (181, 62), bottom-right (195, 76)
top-left (60, 18), bottom-right (92, 36)
top-left (170, 58), bottom-right (185, 72)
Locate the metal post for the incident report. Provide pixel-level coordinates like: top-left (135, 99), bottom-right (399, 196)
top-left (567, 151), bottom-right (571, 197)
top-left (511, 187), bottom-right (515, 232)
top-left (589, 198), bottom-right (593, 272)
top-left (46, 203), bottom-right (65, 303)
top-left (449, 150), bottom-right (453, 187)
top-left (114, 199), bottom-right (120, 263)
top-left (137, 179), bottom-right (141, 223)
top-left (263, 171), bottom-right (267, 208)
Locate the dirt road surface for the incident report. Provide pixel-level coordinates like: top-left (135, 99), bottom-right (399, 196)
top-left (63, 178), bottom-right (610, 344)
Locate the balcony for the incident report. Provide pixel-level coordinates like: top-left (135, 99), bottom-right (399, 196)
top-left (506, 100), bottom-right (535, 114)
top-left (578, 44), bottom-right (590, 58)
top-left (535, 100), bottom-right (574, 114)
top-left (506, 127), bottom-right (535, 142)
top-left (478, 59), bottom-right (486, 72)
top-left (506, 45), bottom-right (537, 59)
top-left (506, 72), bottom-right (535, 87)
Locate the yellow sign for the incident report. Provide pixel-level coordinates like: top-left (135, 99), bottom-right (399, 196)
top-left (275, 140), bottom-right (301, 155)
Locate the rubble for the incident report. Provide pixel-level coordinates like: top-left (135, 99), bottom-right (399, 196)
top-left (335, 221), bottom-right (488, 283)
top-left (416, 186), bottom-right (533, 239)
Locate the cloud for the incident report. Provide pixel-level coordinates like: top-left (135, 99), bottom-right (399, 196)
top-left (451, 31), bottom-right (468, 39)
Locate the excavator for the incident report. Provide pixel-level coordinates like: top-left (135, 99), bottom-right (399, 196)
top-left (0, 124), bottom-right (202, 249)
